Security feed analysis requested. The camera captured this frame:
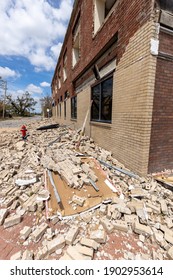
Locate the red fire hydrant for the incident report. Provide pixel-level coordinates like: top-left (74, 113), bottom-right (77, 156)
top-left (21, 125), bottom-right (27, 140)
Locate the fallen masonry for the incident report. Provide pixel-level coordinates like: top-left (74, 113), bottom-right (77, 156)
top-left (0, 119), bottom-right (173, 260)
top-left (4, 214), bottom-right (22, 229)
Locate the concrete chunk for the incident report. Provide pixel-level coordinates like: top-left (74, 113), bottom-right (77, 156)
top-left (113, 221), bottom-right (129, 232)
top-left (76, 244), bottom-right (94, 258)
top-left (100, 217), bottom-right (114, 233)
top-left (22, 250), bottom-right (34, 260)
top-left (81, 163), bottom-right (90, 174)
top-left (19, 193), bottom-right (29, 203)
top-left (2, 195), bottom-right (17, 208)
top-left (159, 199), bottom-right (168, 215)
top-left (22, 194), bottom-right (37, 211)
top-left (146, 202), bottom-right (160, 214)
top-left (65, 226), bottom-right (79, 245)
top-left (35, 246), bottom-right (48, 260)
top-left (66, 245), bottom-right (90, 260)
top-left (80, 238), bottom-right (99, 250)
top-left (47, 235), bottom-right (65, 254)
top-left (133, 222), bottom-right (153, 236)
top-left (89, 172), bottom-right (98, 182)
top-left (31, 223), bottom-right (48, 242)
top-left (90, 229), bottom-right (107, 243)
top-left (4, 214), bottom-right (22, 228)
top-left (20, 226), bottom-right (32, 240)
top-left (0, 186), bottom-right (13, 197)
top-left (124, 214), bottom-right (139, 225)
top-left (10, 251), bottom-right (22, 260)
top-left (167, 246), bottom-right (173, 259)
top-left (0, 208), bottom-right (9, 225)
top-left (165, 232), bottom-right (173, 245)
top-left (72, 195), bottom-right (85, 206)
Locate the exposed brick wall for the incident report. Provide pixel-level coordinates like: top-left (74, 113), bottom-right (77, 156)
top-left (52, 0), bottom-right (161, 175)
top-left (52, 0), bottom-right (153, 99)
top-left (148, 30), bottom-right (173, 173)
top-left (54, 20), bottom-right (158, 175)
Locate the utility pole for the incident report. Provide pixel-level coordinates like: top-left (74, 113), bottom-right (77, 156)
top-left (0, 78), bottom-right (7, 119)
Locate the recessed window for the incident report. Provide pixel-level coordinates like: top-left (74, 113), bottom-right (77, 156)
top-left (64, 91), bottom-right (68, 119)
top-left (58, 67), bottom-right (61, 89)
top-left (94, 0), bottom-right (117, 34)
top-left (72, 14), bottom-right (80, 67)
top-left (91, 76), bottom-right (113, 123)
top-left (71, 96), bottom-right (77, 119)
top-left (59, 103), bottom-right (61, 117)
top-left (64, 101), bottom-right (66, 119)
top-left (63, 50), bottom-right (67, 81)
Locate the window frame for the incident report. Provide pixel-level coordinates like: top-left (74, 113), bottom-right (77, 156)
top-left (94, 0), bottom-right (117, 34)
top-left (63, 50), bottom-right (67, 81)
top-left (72, 13), bottom-right (80, 67)
top-left (71, 96), bottom-right (77, 119)
top-left (91, 73), bottom-right (113, 123)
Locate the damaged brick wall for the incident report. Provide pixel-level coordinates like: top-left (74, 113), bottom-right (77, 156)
top-left (149, 29), bottom-right (173, 173)
top-left (52, 0), bottom-right (159, 175)
top-left (52, 0), bottom-right (153, 100)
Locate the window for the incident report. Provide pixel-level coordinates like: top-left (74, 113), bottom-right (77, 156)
top-left (94, 0), bottom-right (117, 34)
top-left (63, 50), bottom-right (67, 81)
top-left (59, 103), bottom-right (61, 117)
top-left (58, 67), bottom-right (61, 89)
top-left (64, 92), bottom-right (68, 119)
top-left (91, 76), bottom-right (113, 123)
top-left (64, 101), bottom-right (66, 119)
top-left (72, 14), bottom-right (80, 67)
top-left (71, 96), bottom-right (77, 119)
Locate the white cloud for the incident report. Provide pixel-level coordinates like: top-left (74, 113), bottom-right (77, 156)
top-left (50, 43), bottom-right (62, 59)
top-left (0, 0), bottom-right (73, 71)
top-left (26, 83), bottom-right (43, 94)
top-left (0, 66), bottom-right (20, 79)
top-left (40, 81), bottom-right (50, 87)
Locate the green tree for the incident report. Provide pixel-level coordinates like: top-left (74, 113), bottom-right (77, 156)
top-left (6, 91), bottom-right (37, 116)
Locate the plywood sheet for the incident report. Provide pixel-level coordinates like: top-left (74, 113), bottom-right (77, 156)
top-left (46, 158), bottom-right (118, 217)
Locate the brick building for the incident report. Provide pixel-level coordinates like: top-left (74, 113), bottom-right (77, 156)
top-left (51, 0), bottom-right (173, 176)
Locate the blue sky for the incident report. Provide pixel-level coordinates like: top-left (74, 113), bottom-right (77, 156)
top-left (0, 0), bottom-right (74, 112)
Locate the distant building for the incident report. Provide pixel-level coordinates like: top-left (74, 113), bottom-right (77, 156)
top-left (51, 0), bottom-right (173, 176)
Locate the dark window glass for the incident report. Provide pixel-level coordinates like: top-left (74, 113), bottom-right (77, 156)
top-left (105, 0), bottom-right (117, 17)
top-left (59, 104), bottom-right (61, 117)
top-left (71, 96), bottom-right (77, 119)
top-left (101, 78), bottom-right (112, 121)
top-left (64, 101), bottom-right (66, 119)
top-left (91, 76), bottom-right (113, 123)
top-left (91, 84), bottom-right (100, 120)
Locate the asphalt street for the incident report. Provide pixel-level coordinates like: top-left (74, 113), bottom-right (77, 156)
top-left (0, 116), bottom-right (41, 128)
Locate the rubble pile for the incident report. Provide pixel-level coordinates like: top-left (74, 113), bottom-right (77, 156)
top-left (0, 120), bottom-right (173, 260)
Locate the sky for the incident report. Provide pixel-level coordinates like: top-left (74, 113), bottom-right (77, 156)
top-left (0, 0), bottom-right (74, 112)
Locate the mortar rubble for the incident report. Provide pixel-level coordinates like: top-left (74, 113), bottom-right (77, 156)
top-left (0, 119), bottom-right (173, 260)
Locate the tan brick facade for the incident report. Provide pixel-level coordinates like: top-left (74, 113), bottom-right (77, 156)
top-left (53, 21), bottom-right (158, 175)
top-left (52, 1), bottom-right (173, 175)
top-left (110, 21), bottom-right (158, 175)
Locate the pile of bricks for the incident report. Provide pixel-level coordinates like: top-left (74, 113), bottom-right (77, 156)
top-left (0, 120), bottom-right (173, 260)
